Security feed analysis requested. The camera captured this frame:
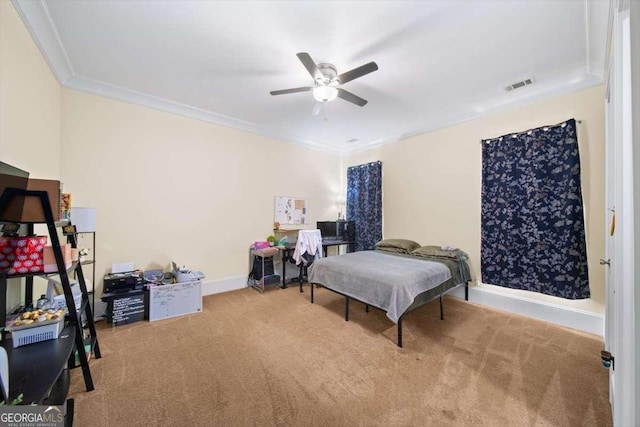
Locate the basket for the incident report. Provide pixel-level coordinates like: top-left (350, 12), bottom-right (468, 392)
top-left (7, 316), bottom-right (64, 348)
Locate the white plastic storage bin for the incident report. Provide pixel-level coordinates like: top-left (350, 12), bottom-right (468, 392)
top-left (8, 316), bottom-right (64, 348)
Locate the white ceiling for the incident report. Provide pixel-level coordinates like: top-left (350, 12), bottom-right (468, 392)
top-left (14, 0), bottom-right (610, 155)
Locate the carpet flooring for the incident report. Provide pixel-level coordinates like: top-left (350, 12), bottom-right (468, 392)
top-left (68, 285), bottom-right (612, 426)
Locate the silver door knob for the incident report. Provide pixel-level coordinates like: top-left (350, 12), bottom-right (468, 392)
top-left (599, 258), bottom-right (611, 266)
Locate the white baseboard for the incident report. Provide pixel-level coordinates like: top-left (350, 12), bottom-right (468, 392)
top-left (448, 284), bottom-right (604, 336)
top-left (201, 275), bottom-right (247, 296)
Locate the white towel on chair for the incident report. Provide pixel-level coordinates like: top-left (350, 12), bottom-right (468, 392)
top-left (293, 229), bottom-right (323, 265)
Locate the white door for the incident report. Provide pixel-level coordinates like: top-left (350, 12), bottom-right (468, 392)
top-left (605, 3), bottom-right (638, 425)
top-left (603, 78), bottom-right (616, 410)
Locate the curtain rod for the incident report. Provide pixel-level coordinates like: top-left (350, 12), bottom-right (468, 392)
top-left (480, 119), bottom-right (582, 144)
top-left (348, 161), bottom-right (382, 168)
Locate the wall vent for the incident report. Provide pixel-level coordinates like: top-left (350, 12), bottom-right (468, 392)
top-left (505, 78), bottom-right (534, 92)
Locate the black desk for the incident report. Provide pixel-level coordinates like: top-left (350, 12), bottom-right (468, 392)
top-left (0, 325), bottom-right (76, 404)
top-left (280, 239), bottom-right (355, 289)
top-left (320, 239), bottom-right (356, 257)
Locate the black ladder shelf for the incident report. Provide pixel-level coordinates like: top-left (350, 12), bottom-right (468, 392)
top-left (0, 187), bottom-right (100, 400)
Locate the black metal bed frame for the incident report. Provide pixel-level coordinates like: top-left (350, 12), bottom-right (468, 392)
top-left (309, 257), bottom-right (471, 348)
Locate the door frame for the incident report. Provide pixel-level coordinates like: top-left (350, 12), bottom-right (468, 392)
top-left (603, 62), bottom-right (616, 411)
top-left (630, 0), bottom-right (640, 423)
top-left (605, 1), bottom-right (639, 425)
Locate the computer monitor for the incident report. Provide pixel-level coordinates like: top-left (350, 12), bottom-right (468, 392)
top-left (0, 162), bottom-right (29, 222)
top-left (316, 220), bottom-right (356, 241)
top-left (316, 221), bottom-right (337, 240)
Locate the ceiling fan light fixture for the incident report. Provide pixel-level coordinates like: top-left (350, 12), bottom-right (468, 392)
top-left (313, 85), bottom-right (338, 103)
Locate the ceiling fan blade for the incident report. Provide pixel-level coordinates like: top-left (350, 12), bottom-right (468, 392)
top-left (336, 61), bottom-right (378, 85)
top-left (337, 88), bottom-right (368, 107)
top-left (270, 87), bottom-right (312, 96)
top-left (296, 52), bottom-right (322, 82)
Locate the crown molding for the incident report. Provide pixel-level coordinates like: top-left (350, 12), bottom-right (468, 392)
top-left (61, 71), bottom-right (605, 158)
top-left (64, 75), bottom-right (340, 155)
top-left (338, 72), bottom-right (603, 156)
top-left (12, 0), bottom-right (608, 158)
top-left (12, 0), bottom-right (73, 84)
top-left (11, 0), bottom-right (342, 155)
top-left (586, 0), bottom-right (613, 79)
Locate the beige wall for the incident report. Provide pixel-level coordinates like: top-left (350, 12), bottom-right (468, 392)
top-left (2, 0), bottom-right (340, 299)
top-left (1, 0), bottom-right (606, 314)
top-left (0, 1), bottom-right (60, 178)
top-left (344, 85), bottom-right (606, 314)
top-left (60, 89), bottom-right (341, 291)
top-left (1, 2), bottom-right (62, 307)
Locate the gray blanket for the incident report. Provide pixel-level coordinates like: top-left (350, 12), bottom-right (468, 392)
top-left (308, 251), bottom-right (452, 323)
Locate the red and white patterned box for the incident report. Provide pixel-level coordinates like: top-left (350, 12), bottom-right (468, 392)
top-left (0, 236), bottom-right (47, 275)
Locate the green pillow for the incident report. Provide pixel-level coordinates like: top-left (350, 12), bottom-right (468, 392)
top-left (411, 245), bottom-right (466, 260)
top-left (374, 239), bottom-right (421, 254)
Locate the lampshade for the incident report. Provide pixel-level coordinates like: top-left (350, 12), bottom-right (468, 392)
top-left (70, 207), bottom-right (96, 232)
top-left (313, 86), bottom-right (338, 103)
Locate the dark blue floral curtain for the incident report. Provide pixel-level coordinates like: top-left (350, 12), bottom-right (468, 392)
top-left (481, 119), bottom-right (589, 299)
top-left (346, 161), bottom-right (382, 251)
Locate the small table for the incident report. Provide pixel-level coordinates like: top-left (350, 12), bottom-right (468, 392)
top-left (280, 239), bottom-right (355, 289)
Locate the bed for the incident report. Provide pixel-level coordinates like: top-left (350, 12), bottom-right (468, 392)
top-left (307, 246), bottom-right (471, 347)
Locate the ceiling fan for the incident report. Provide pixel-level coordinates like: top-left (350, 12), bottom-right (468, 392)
top-left (270, 52), bottom-right (378, 108)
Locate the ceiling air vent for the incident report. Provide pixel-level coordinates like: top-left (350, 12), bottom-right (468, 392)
top-left (347, 138), bottom-right (359, 143)
top-left (505, 78), bottom-right (534, 92)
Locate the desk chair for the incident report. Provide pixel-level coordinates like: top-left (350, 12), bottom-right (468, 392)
top-left (292, 229), bottom-right (323, 292)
